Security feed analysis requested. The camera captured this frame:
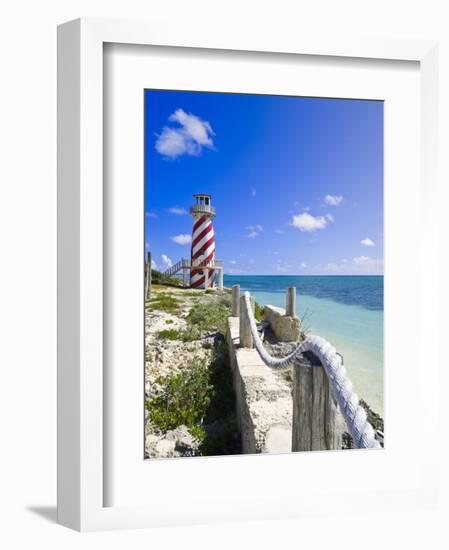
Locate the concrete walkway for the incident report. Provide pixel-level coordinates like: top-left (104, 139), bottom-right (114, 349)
top-left (227, 317), bottom-right (293, 454)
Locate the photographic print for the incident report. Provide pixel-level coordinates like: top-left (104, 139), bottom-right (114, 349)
top-left (144, 90), bottom-right (383, 459)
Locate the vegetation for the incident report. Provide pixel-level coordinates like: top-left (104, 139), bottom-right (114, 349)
top-left (146, 359), bottom-right (213, 431)
top-left (254, 301), bottom-right (265, 321)
top-left (180, 291), bottom-right (202, 298)
top-left (157, 327), bottom-right (202, 342)
top-left (150, 269), bottom-right (182, 287)
top-left (146, 284), bottom-right (242, 456)
top-left (186, 298), bottom-right (231, 334)
top-left (146, 342), bottom-right (240, 455)
top-left (298, 307), bottom-right (312, 336)
top-left (157, 329), bottom-right (183, 341)
top-left (148, 293), bottom-right (182, 314)
top-left (147, 290), bottom-right (239, 455)
top-left (154, 293), bottom-right (232, 341)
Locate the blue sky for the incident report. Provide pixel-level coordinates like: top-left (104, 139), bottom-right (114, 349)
top-left (145, 90), bottom-right (383, 275)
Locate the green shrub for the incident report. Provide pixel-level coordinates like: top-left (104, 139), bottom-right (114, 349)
top-left (148, 293), bottom-right (181, 314)
top-left (165, 319), bottom-right (174, 324)
top-left (188, 424), bottom-right (207, 444)
top-left (157, 327), bottom-right (202, 342)
top-left (157, 329), bottom-right (183, 341)
top-left (146, 360), bottom-right (213, 431)
top-left (186, 301), bottom-right (230, 334)
top-left (146, 342), bottom-right (240, 456)
top-left (254, 301), bottom-right (265, 322)
top-left (181, 326), bottom-right (202, 341)
top-left (217, 293), bottom-right (232, 308)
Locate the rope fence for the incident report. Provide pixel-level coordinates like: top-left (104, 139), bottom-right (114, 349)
top-left (243, 291), bottom-right (380, 449)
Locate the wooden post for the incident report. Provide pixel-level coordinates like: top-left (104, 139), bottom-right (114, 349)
top-left (182, 259), bottom-right (188, 288)
top-left (218, 268), bottom-right (224, 291)
top-left (145, 251), bottom-right (152, 301)
top-left (286, 286), bottom-right (296, 317)
top-left (292, 351), bottom-right (342, 451)
top-left (239, 294), bottom-right (255, 348)
top-left (232, 284), bottom-right (240, 317)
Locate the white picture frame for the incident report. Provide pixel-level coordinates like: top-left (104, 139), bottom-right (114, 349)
top-left (57, 17), bottom-right (440, 531)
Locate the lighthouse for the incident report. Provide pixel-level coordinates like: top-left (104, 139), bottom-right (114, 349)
top-left (189, 194), bottom-right (216, 289)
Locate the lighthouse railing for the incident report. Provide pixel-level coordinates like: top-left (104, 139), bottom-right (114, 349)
top-left (190, 259), bottom-right (223, 269)
top-left (189, 204), bottom-right (215, 216)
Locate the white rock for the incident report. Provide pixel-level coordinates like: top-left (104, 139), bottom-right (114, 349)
top-left (154, 439), bottom-right (176, 458)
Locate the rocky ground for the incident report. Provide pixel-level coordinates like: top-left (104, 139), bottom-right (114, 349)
top-left (144, 288), bottom-right (214, 404)
top-left (145, 285), bottom-right (239, 459)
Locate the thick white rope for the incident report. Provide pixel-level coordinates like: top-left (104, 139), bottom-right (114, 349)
top-left (243, 292), bottom-right (380, 449)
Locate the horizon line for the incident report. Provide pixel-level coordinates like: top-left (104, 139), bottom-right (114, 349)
top-left (223, 273), bottom-right (384, 277)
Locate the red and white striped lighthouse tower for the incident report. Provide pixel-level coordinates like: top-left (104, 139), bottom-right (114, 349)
top-left (189, 194), bottom-right (216, 289)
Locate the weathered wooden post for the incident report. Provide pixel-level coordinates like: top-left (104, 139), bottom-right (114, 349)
top-left (145, 251), bottom-right (152, 301)
top-left (292, 351), bottom-right (342, 451)
top-left (218, 268), bottom-right (224, 292)
top-left (286, 286), bottom-right (296, 317)
top-left (239, 294), bottom-right (255, 348)
top-left (182, 259), bottom-right (188, 288)
top-left (232, 284), bottom-right (240, 317)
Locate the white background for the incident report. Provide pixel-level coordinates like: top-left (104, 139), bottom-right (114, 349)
top-left (1, 1), bottom-right (448, 549)
top-left (105, 43), bottom-right (426, 511)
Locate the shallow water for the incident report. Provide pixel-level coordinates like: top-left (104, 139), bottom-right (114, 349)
top-left (224, 275), bottom-right (384, 415)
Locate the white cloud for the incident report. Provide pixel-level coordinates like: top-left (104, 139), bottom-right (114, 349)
top-left (168, 207), bottom-right (187, 215)
top-left (151, 259), bottom-right (158, 270)
top-left (299, 262), bottom-right (307, 268)
top-left (229, 260), bottom-right (237, 265)
top-left (246, 224), bottom-right (263, 238)
top-left (324, 194), bottom-right (343, 206)
top-left (308, 256), bottom-right (383, 275)
top-left (291, 212), bottom-right (333, 232)
top-left (171, 234), bottom-right (192, 245)
top-left (155, 109), bottom-right (215, 159)
top-left (161, 254), bottom-right (173, 270)
top-left (274, 261), bottom-right (290, 273)
top-left (353, 255), bottom-right (382, 266)
top-left (324, 262), bottom-right (339, 272)
top-left (146, 211), bottom-right (158, 218)
top-left (361, 237), bottom-right (375, 247)
top-left (274, 228), bottom-right (284, 234)
top-left (251, 188), bottom-right (257, 197)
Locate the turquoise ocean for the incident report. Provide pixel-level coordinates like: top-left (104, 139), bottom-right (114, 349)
top-left (224, 275), bottom-right (384, 415)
